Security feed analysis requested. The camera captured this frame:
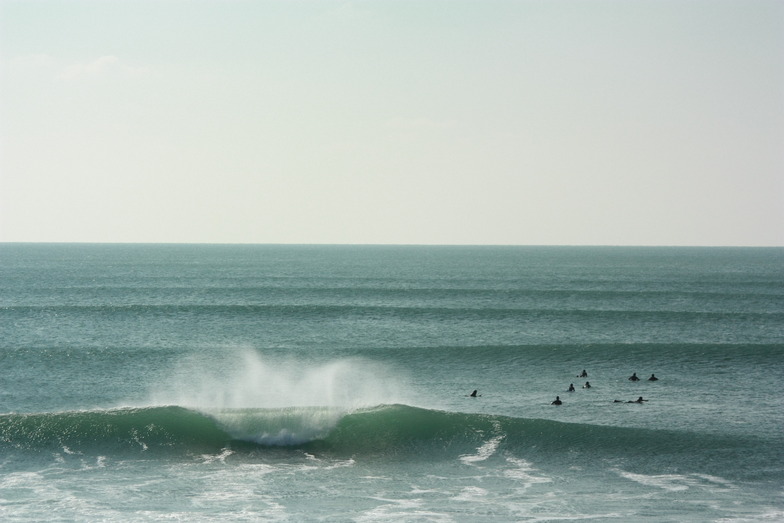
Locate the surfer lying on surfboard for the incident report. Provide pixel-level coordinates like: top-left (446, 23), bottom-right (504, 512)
top-left (614, 396), bottom-right (648, 403)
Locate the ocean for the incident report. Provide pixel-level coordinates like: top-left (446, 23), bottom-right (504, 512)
top-left (1, 244), bottom-right (782, 521)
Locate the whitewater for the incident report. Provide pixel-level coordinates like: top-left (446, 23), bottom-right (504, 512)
top-left (1, 244), bottom-right (782, 521)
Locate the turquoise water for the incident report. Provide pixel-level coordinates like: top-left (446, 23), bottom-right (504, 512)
top-left (1, 244), bottom-right (782, 521)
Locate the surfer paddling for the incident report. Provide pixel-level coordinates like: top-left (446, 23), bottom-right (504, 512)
top-left (648, 374), bottom-right (659, 381)
top-left (614, 396), bottom-right (648, 403)
top-left (469, 390), bottom-right (480, 397)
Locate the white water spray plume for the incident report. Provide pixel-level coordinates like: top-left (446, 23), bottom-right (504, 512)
top-left (149, 350), bottom-right (412, 412)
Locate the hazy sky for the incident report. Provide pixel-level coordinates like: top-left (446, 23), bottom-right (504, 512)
top-left (1, 0), bottom-right (782, 246)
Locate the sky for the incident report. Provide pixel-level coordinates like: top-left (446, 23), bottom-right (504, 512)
top-left (1, 0), bottom-right (782, 246)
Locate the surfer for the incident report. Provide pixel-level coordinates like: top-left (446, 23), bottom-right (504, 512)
top-left (628, 372), bottom-right (640, 381)
top-left (567, 383), bottom-right (575, 392)
top-left (583, 381), bottom-right (591, 389)
top-left (551, 396), bottom-right (562, 405)
top-left (648, 374), bottom-right (658, 381)
top-left (469, 389), bottom-right (478, 397)
top-left (577, 369), bottom-right (588, 378)
top-left (613, 397), bottom-right (646, 403)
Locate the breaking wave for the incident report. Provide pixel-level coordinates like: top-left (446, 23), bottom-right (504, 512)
top-left (0, 404), bottom-right (754, 464)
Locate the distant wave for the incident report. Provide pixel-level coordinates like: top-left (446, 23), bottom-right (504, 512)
top-left (0, 405), bottom-right (755, 462)
top-left (4, 303), bottom-right (782, 319)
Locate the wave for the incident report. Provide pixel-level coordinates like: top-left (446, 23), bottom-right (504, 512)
top-left (0, 406), bottom-right (229, 455)
top-left (3, 304), bottom-right (781, 321)
top-left (0, 404), bottom-right (755, 461)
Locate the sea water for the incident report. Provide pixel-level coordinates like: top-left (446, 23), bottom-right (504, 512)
top-left (0, 244), bottom-right (782, 521)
